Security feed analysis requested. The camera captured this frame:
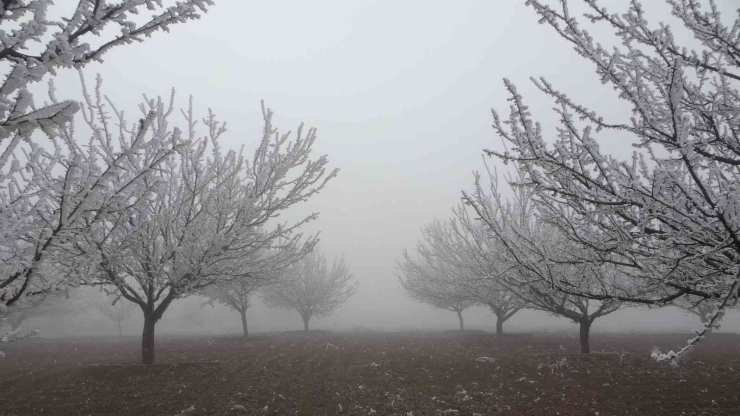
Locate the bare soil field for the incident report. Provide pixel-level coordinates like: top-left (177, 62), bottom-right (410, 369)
top-left (0, 331), bottom-right (737, 415)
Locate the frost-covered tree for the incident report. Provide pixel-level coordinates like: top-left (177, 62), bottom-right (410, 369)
top-left (448, 204), bottom-right (525, 334)
top-left (201, 245), bottom-right (300, 337)
top-left (465, 165), bottom-right (624, 353)
top-left (471, 0), bottom-right (740, 361)
top-left (86, 291), bottom-right (136, 336)
top-left (0, 0), bottom-right (213, 315)
top-left (399, 205), bottom-right (524, 334)
top-left (262, 249), bottom-right (357, 331)
top-left (202, 250), bottom-right (285, 337)
top-left (397, 249), bottom-right (474, 331)
top-left (68, 94), bottom-right (337, 363)
top-left (204, 278), bottom-right (260, 336)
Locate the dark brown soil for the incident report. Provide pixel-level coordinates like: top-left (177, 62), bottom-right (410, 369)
top-left (0, 331), bottom-right (738, 415)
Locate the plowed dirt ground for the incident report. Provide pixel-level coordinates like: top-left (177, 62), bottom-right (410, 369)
top-left (0, 331), bottom-right (737, 415)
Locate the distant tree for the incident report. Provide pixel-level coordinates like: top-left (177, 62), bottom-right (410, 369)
top-left (399, 205), bottom-right (524, 334)
top-left (204, 278), bottom-right (262, 336)
top-left (469, 0), bottom-right (740, 361)
top-left (86, 292), bottom-right (137, 336)
top-left (0, 0), bottom-right (214, 314)
top-left (397, 250), bottom-right (474, 330)
top-left (448, 205), bottom-right (525, 334)
top-left (262, 249), bottom-right (357, 331)
top-left (202, 247), bottom-right (293, 336)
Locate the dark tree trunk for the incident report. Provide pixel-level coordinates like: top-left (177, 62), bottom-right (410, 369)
top-left (495, 314), bottom-right (504, 335)
top-left (239, 309), bottom-right (248, 336)
top-left (142, 312), bottom-right (156, 364)
top-left (117, 320), bottom-right (122, 337)
top-left (456, 310), bottom-right (464, 330)
top-left (579, 320), bottom-right (591, 354)
top-left (136, 290), bottom-right (177, 365)
top-left (301, 312), bottom-right (310, 331)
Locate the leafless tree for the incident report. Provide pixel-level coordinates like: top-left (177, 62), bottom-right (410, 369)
top-left (397, 251), bottom-right (474, 330)
top-left (399, 205), bottom-right (525, 334)
top-left (86, 292), bottom-right (136, 336)
top-left (203, 278), bottom-right (262, 336)
top-left (65, 91), bottom-right (337, 363)
top-left (262, 249), bottom-right (357, 331)
top-left (470, 0), bottom-right (740, 361)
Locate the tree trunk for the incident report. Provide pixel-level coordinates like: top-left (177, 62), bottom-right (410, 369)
top-left (579, 320), bottom-right (591, 354)
top-left (142, 313), bottom-right (156, 364)
top-left (456, 310), bottom-right (464, 331)
top-left (239, 309), bottom-right (248, 337)
top-left (137, 290), bottom-right (178, 365)
top-left (495, 314), bottom-right (503, 335)
top-left (117, 320), bottom-right (122, 337)
top-left (301, 313), bottom-right (310, 331)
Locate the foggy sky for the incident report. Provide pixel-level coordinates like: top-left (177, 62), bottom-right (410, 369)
top-left (44, 0), bottom-right (740, 335)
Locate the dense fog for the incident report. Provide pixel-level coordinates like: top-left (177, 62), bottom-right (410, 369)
top-left (8, 0), bottom-right (740, 340)
top-left (23, 294), bottom-right (740, 339)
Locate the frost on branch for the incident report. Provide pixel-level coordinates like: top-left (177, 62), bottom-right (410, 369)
top-left (473, 0), bottom-right (740, 360)
top-left (0, 0), bottom-right (214, 142)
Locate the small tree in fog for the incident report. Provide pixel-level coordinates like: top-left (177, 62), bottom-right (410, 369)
top-left (87, 293), bottom-right (136, 337)
top-left (204, 278), bottom-right (263, 336)
top-left (397, 251), bottom-right (474, 330)
top-left (469, 0), bottom-right (740, 361)
top-left (68, 91), bottom-right (337, 363)
top-left (202, 247), bottom-right (291, 336)
top-left (399, 205), bottom-right (524, 334)
top-left (262, 249), bottom-right (357, 331)
top-left (448, 204), bottom-right (525, 334)
top-left (0, 0), bottom-right (213, 316)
